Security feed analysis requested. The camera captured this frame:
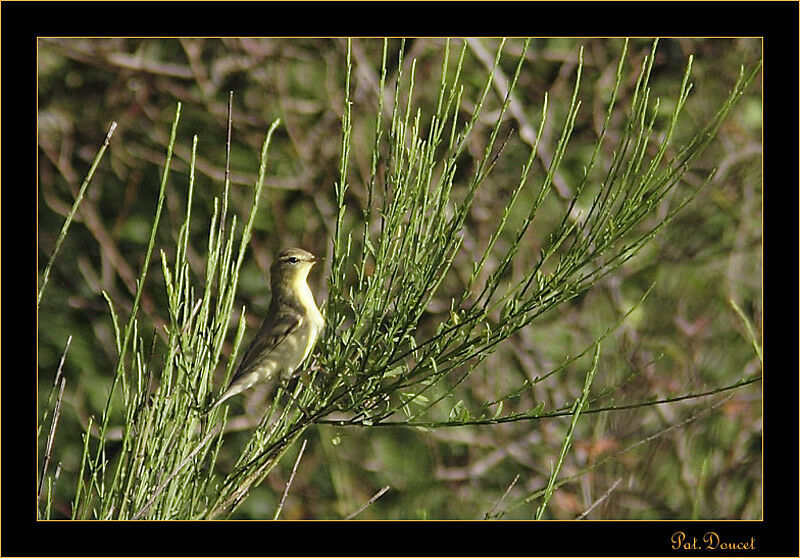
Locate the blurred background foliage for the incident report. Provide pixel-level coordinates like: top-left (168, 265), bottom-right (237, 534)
top-left (38, 38), bottom-right (761, 519)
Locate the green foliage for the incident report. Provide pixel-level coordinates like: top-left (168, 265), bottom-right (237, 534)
top-left (37, 38), bottom-right (761, 520)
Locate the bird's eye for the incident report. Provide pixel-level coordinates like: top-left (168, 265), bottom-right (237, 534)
top-left (289, 257), bottom-right (299, 264)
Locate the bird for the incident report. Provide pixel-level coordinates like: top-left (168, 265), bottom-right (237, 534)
top-left (208, 247), bottom-right (324, 412)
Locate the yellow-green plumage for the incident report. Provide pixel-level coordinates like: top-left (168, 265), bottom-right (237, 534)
top-left (212, 248), bottom-right (324, 409)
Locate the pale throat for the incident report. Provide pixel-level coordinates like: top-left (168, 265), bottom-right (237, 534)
top-left (291, 272), bottom-right (317, 312)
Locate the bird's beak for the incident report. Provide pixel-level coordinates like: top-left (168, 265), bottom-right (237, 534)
top-left (309, 255), bottom-right (317, 264)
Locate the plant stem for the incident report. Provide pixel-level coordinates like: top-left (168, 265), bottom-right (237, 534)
top-left (38, 121), bottom-right (117, 306)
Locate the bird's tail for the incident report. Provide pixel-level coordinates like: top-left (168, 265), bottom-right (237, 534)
top-left (193, 381), bottom-right (249, 415)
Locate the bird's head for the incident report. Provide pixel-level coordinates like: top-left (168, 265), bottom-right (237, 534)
top-left (270, 247), bottom-right (318, 289)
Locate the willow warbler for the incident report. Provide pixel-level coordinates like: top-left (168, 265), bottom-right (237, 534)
top-left (211, 248), bottom-right (324, 410)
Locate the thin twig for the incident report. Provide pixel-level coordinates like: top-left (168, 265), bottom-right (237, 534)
top-left (505, 393), bottom-right (739, 516)
top-left (219, 91), bottom-right (233, 244)
top-left (535, 344), bottom-right (599, 520)
top-left (38, 148), bottom-right (168, 336)
top-left (344, 485), bottom-right (391, 519)
top-left (132, 428), bottom-right (219, 519)
top-left (180, 297), bottom-right (204, 336)
top-left (273, 438), bottom-right (308, 520)
top-left (466, 38), bottom-right (571, 198)
top-left (576, 477), bottom-right (622, 519)
top-left (484, 474), bottom-right (520, 519)
top-left (317, 373), bottom-right (762, 428)
top-left (729, 298), bottom-right (763, 367)
top-left (52, 335), bottom-right (71, 390)
top-left (38, 335), bottom-right (72, 438)
top-left (38, 377), bottom-right (66, 504)
top-left (93, 103), bottom-right (181, 473)
top-left (39, 121), bottom-right (117, 306)
top-left (207, 418), bottom-right (302, 519)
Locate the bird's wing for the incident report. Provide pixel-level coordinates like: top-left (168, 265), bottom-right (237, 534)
top-left (232, 310), bottom-right (303, 380)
